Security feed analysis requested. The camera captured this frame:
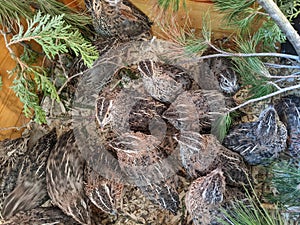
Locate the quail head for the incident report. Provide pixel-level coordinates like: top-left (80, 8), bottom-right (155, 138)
top-left (1, 129), bottom-right (57, 219)
top-left (137, 60), bottom-right (192, 103)
top-left (84, 0), bottom-right (152, 40)
top-left (185, 168), bottom-right (226, 225)
top-left (275, 95), bottom-right (300, 158)
top-left (197, 57), bottom-right (239, 94)
top-left (223, 105), bottom-right (287, 165)
top-left (46, 129), bottom-right (91, 225)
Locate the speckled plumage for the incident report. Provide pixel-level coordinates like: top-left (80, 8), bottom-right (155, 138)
top-left (2, 207), bottom-right (79, 225)
top-left (163, 90), bottom-right (227, 131)
top-left (1, 129), bottom-right (57, 219)
top-left (176, 132), bottom-right (250, 187)
top-left (85, 0), bottom-right (152, 40)
top-left (138, 60), bottom-right (192, 103)
top-left (275, 95), bottom-right (300, 158)
top-left (223, 106), bottom-right (287, 165)
top-left (111, 132), bottom-right (179, 214)
top-left (46, 129), bottom-right (91, 225)
top-left (185, 168), bottom-right (226, 225)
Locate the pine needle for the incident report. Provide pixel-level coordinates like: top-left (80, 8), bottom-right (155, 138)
top-left (211, 113), bottom-right (232, 142)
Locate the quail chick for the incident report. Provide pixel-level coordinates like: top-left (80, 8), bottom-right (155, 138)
top-left (176, 132), bottom-right (250, 187)
top-left (275, 95), bottom-right (300, 158)
top-left (46, 129), bottom-right (91, 225)
top-left (84, 164), bottom-right (123, 215)
top-left (223, 105), bottom-right (287, 165)
top-left (2, 207), bottom-right (79, 225)
top-left (0, 136), bottom-right (29, 212)
top-left (197, 57), bottom-right (239, 94)
top-left (111, 132), bottom-right (180, 214)
top-left (163, 90), bottom-right (227, 131)
top-left (85, 0), bottom-right (152, 40)
top-left (185, 168), bottom-right (226, 225)
top-left (1, 129), bottom-right (57, 219)
top-left (138, 60), bottom-right (192, 103)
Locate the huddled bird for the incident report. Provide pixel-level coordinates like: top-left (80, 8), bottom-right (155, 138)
top-left (84, 0), bottom-right (152, 41)
top-left (2, 207), bottom-right (79, 225)
top-left (185, 168), bottom-right (226, 225)
top-left (110, 131), bottom-right (180, 214)
top-left (46, 129), bottom-right (91, 225)
top-left (1, 129), bottom-right (57, 219)
top-left (175, 131), bottom-right (250, 187)
top-left (223, 105), bottom-right (287, 165)
top-left (275, 95), bottom-right (300, 158)
top-left (137, 60), bottom-right (192, 103)
top-left (163, 90), bottom-right (227, 132)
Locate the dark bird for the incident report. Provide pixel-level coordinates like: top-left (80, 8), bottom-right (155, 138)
top-left (185, 168), bottom-right (226, 225)
top-left (84, 0), bottom-right (152, 40)
top-left (223, 106), bottom-right (287, 165)
top-left (275, 95), bottom-right (300, 158)
top-left (46, 129), bottom-right (91, 225)
top-left (1, 129), bottom-right (57, 219)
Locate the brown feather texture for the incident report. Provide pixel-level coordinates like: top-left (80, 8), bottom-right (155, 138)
top-left (46, 129), bottom-right (91, 225)
top-left (84, 0), bottom-right (152, 40)
top-left (2, 207), bottom-right (79, 225)
top-left (185, 168), bottom-right (226, 225)
top-left (1, 129), bottom-right (57, 219)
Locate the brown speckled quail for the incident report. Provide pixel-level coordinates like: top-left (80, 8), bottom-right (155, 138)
top-left (2, 207), bottom-right (79, 225)
top-left (163, 90), bottom-right (227, 132)
top-left (176, 131), bottom-right (250, 187)
top-left (0, 136), bottom-right (29, 213)
top-left (185, 168), bottom-right (226, 225)
top-left (137, 60), bottom-right (192, 103)
top-left (84, 0), bottom-right (152, 40)
top-left (84, 164), bottom-right (123, 215)
top-left (223, 105), bottom-right (287, 165)
top-left (46, 129), bottom-right (91, 225)
top-left (1, 129), bottom-right (57, 219)
top-left (110, 132), bottom-right (180, 214)
top-left (275, 95), bottom-right (300, 158)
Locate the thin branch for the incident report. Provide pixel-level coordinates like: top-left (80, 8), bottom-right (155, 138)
top-left (257, 0), bottom-right (300, 57)
top-left (228, 83), bottom-right (300, 112)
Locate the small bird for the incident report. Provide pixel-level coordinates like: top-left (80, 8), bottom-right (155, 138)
top-left (84, 164), bottom-right (124, 215)
top-left (275, 95), bottom-right (300, 158)
top-left (46, 129), bottom-right (91, 225)
top-left (111, 132), bottom-right (180, 214)
top-left (197, 57), bottom-right (239, 94)
top-left (2, 207), bottom-right (79, 225)
top-left (176, 132), bottom-right (250, 187)
top-left (1, 129), bottom-right (57, 219)
top-left (0, 136), bottom-right (29, 212)
top-left (185, 168), bottom-right (226, 225)
top-left (84, 0), bottom-right (152, 40)
top-left (223, 105), bottom-right (287, 165)
top-left (162, 90), bottom-right (227, 131)
top-left (138, 60), bottom-right (192, 103)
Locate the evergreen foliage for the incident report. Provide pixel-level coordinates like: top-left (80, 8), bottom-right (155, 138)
top-left (1, 10), bottom-right (98, 124)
